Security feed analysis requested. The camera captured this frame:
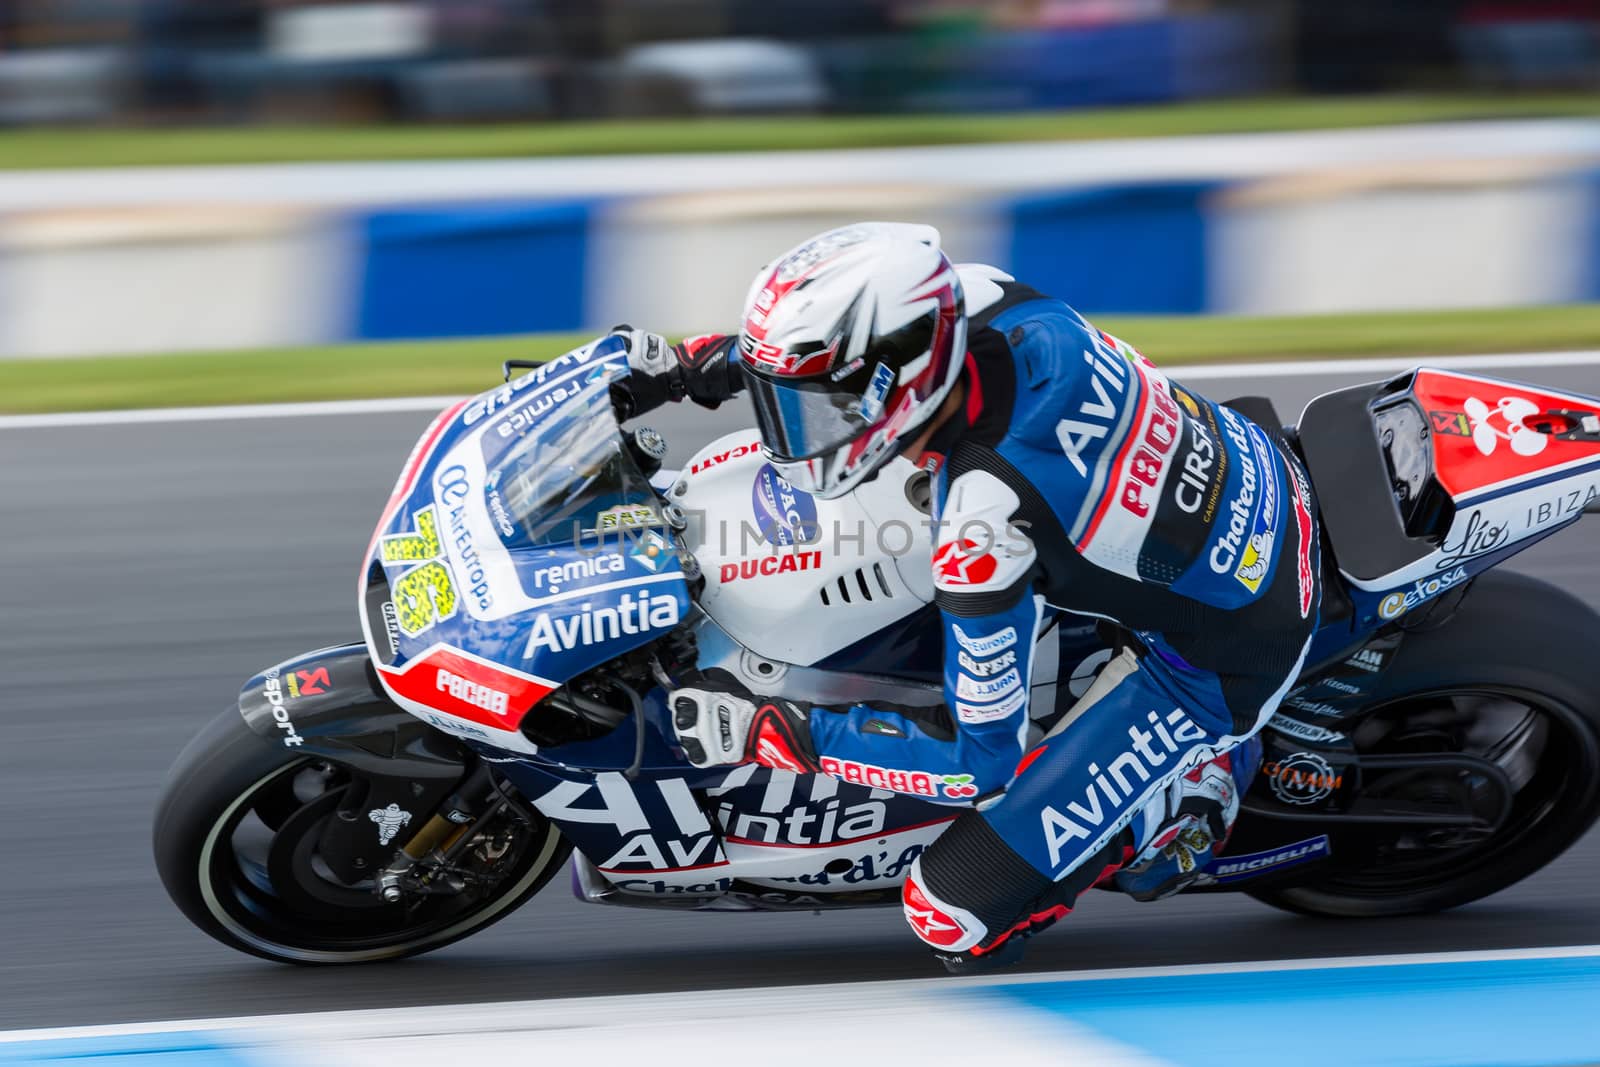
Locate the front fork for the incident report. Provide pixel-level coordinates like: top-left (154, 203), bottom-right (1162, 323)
top-left (375, 765), bottom-right (507, 902)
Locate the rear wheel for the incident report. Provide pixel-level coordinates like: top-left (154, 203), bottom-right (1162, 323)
top-left (1250, 571), bottom-right (1600, 918)
top-left (154, 707), bottom-right (569, 963)
top-left (1250, 685), bottom-right (1599, 917)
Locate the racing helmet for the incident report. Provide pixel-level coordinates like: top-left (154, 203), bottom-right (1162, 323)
top-left (738, 222), bottom-right (967, 499)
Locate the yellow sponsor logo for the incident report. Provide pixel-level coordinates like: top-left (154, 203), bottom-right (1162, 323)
top-left (1235, 533), bottom-right (1270, 593)
top-left (380, 505), bottom-right (460, 637)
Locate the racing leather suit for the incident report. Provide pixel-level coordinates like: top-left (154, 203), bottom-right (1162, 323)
top-left (627, 266), bottom-right (1322, 963)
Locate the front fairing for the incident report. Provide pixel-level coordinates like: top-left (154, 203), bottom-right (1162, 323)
top-left (358, 338), bottom-right (691, 753)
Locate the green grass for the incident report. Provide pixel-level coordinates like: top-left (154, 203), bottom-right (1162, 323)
top-left (5, 94), bottom-right (1600, 170)
top-left (4, 306), bottom-right (1598, 415)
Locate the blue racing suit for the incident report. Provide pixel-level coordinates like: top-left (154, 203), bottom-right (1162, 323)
top-left (644, 269), bottom-right (1322, 960)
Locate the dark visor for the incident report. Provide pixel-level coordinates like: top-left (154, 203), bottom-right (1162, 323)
top-left (747, 373), bottom-right (872, 462)
top-left (743, 311), bottom-right (937, 462)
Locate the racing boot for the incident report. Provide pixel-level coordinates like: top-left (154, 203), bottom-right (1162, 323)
top-left (1114, 735), bottom-right (1261, 902)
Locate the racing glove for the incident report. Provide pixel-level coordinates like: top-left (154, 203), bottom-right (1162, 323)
top-left (610, 326), bottom-right (743, 419)
top-left (670, 687), bottom-right (820, 774)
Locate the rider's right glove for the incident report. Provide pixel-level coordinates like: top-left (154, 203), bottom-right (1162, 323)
top-left (670, 687), bottom-right (821, 775)
top-left (609, 326), bottom-right (742, 419)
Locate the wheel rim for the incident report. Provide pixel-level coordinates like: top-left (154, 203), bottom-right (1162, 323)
top-left (198, 760), bottom-right (563, 962)
top-left (1308, 686), bottom-right (1599, 899)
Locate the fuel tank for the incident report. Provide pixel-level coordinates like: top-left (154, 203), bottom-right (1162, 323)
top-left (669, 429), bottom-right (935, 665)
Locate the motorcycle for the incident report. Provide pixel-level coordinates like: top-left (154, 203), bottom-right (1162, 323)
top-left (154, 335), bottom-right (1600, 963)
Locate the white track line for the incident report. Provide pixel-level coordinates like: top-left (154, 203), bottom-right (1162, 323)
top-left (1, 350), bottom-right (1596, 431)
top-left (2, 942), bottom-right (1597, 1043)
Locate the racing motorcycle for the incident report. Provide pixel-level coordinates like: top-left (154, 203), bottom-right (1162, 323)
top-left (153, 335), bottom-right (1600, 964)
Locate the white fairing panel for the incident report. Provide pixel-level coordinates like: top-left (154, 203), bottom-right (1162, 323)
top-left (672, 430), bottom-right (935, 664)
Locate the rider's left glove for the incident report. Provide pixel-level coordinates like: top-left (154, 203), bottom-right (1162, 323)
top-left (670, 687), bottom-right (821, 774)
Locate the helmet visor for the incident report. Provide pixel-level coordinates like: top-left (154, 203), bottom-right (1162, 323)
top-left (742, 310), bottom-right (937, 463)
top-left (746, 372), bottom-right (875, 463)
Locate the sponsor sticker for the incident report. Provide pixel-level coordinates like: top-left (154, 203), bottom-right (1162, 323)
top-left (1265, 752), bottom-right (1343, 806)
top-left (1207, 408), bottom-right (1262, 589)
top-left (819, 758), bottom-right (979, 800)
top-left (1040, 707), bottom-right (1211, 870)
top-left (1269, 716), bottom-right (1345, 745)
top-left (284, 667), bottom-right (330, 699)
top-left (436, 668), bottom-right (510, 717)
top-left (951, 623), bottom-right (1016, 656)
top-left (859, 362), bottom-right (896, 421)
top-left (1170, 394), bottom-right (1227, 524)
top-left (1289, 460), bottom-right (1315, 618)
top-left (595, 504), bottom-right (659, 532)
top-left (1434, 396), bottom-right (1550, 458)
top-left (261, 670), bottom-right (307, 749)
top-left (751, 464), bottom-right (819, 546)
top-left (956, 687), bottom-right (1027, 725)
top-left (1055, 338), bottom-right (1133, 480)
top-left (523, 588), bottom-right (682, 656)
top-left (1284, 696), bottom-right (1345, 719)
top-left (529, 552), bottom-right (626, 595)
top-left (718, 550), bottom-right (824, 583)
top-left (631, 529), bottom-right (675, 572)
top-left (690, 440), bottom-right (762, 477)
top-left (380, 505), bottom-right (461, 638)
top-left (1345, 648), bottom-right (1386, 673)
top-left (1203, 835), bottom-right (1330, 884)
top-left (1377, 566), bottom-right (1468, 621)
top-left (1116, 377), bottom-right (1181, 520)
top-left (955, 669), bottom-right (1023, 703)
top-left (368, 803), bottom-right (413, 846)
top-left (958, 649), bottom-right (1017, 677)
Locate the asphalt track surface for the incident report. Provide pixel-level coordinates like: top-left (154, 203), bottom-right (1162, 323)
top-left (3, 358), bottom-right (1598, 1031)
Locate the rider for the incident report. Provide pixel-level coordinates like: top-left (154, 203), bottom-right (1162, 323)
top-left (610, 222), bottom-right (1321, 969)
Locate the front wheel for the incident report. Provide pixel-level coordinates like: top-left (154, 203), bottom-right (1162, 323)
top-left (154, 707), bottom-right (569, 964)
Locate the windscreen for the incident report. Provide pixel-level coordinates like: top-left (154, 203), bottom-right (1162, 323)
top-left (485, 367), bottom-right (662, 547)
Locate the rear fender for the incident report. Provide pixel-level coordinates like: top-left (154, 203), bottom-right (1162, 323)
top-left (239, 643), bottom-right (470, 877)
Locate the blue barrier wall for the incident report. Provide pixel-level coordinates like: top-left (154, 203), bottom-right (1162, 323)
top-left (351, 199), bottom-right (593, 341)
top-left (1007, 182), bottom-right (1218, 314)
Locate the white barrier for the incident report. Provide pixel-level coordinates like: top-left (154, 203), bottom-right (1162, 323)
top-left (1, 120), bottom-right (1597, 358)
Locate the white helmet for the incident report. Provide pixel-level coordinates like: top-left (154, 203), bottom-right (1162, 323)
top-left (738, 222), bottom-right (967, 499)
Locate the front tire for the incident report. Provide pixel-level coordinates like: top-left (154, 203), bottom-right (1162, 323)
top-left (154, 707), bottom-right (569, 964)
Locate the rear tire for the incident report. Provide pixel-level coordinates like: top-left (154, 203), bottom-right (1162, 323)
top-left (154, 707), bottom-right (569, 963)
top-left (1250, 571), bottom-right (1600, 918)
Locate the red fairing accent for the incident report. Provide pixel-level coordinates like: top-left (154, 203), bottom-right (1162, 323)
top-left (902, 872), bottom-right (972, 949)
top-left (378, 646), bottom-right (553, 731)
top-left (1412, 370), bottom-right (1600, 497)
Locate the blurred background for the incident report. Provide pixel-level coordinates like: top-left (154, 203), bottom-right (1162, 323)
top-left (0, 0), bottom-right (1598, 387)
top-left (2, 0), bottom-right (1597, 125)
